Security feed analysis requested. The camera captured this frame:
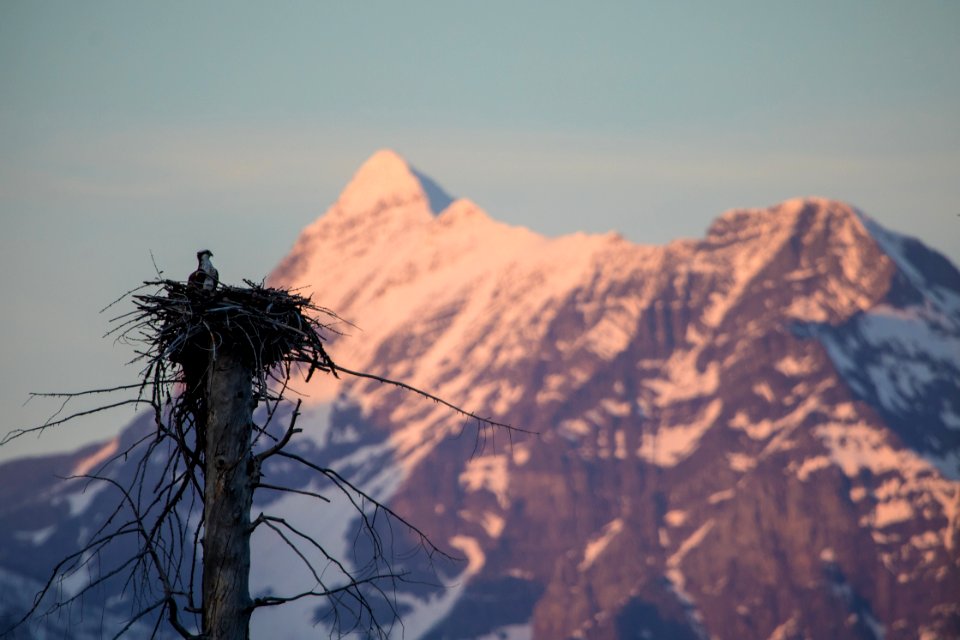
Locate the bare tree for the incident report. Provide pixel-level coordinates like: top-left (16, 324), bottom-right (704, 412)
top-left (2, 277), bottom-right (524, 639)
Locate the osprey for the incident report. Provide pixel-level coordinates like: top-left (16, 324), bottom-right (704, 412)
top-left (188, 249), bottom-right (219, 291)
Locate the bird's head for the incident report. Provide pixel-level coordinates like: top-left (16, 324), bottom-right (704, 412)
top-left (197, 250), bottom-right (214, 260)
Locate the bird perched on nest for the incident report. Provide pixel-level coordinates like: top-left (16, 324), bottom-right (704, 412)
top-left (188, 249), bottom-right (219, 291)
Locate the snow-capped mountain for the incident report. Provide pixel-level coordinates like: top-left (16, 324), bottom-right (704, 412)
top-left (1, 149), bottom-right (958, 639)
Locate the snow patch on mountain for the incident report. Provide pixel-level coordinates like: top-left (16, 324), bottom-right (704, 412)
top-left (795, 455), bottom-right (832, 481)
top-left (648, 349), bottom-right (720, 406)
top-left (581, 311), bottom-right (636, 360)
top-left (663, 519), bottom-right (714, 636)
top-left (727, 452), bottom-right (757, 473)
top-left (71, 437), bottom-right (119, 476)
top-left (666, 520), bottom-right (714, 587)
top-left (54, 477), bottom-right (110, 517)
top-left (638, 399), bottom-right (723, 466)
top-left (729, 411), bottom-right (776, 441)
top-left (12, 524), bottom-right (56, 546)
top-left (820, 305), bottom-right (960, 412)
top-left (815, 419), bottom-right (958, 549)
top-left (579, 518), bottom-right (624, 570)
top-left (460, 455), bottom-right (510, 509)
top-left (872, 497), bottom-right (914, 529)
top-left (469, 511), bottom-right (505, 539)
top-left (450, 535), bottom-right (486, 575)
top-left (665, 510), bottom-right (688, 527)
top-left (707, 488), bottom-right (735, 504)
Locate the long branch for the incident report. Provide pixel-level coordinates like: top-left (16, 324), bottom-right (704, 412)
top-left (334, 364), bottom-right (531, 434)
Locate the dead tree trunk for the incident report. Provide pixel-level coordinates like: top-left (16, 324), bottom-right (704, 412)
top-left (202, 348), bottom-right (254, 640)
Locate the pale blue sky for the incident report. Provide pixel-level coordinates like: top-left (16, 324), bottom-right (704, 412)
top-left (1, 1), bottom-right (958, 461)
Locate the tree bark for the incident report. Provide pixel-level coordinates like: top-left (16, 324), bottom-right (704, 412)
top-left (202, 349), bottom-right (254, 640)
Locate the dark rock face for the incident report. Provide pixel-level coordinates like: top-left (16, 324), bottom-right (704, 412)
top-left (1, 152), bottom-right (957, 640)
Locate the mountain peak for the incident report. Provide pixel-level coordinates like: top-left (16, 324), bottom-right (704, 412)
top-left (352, 148), bottom-right (412, 183)
top-left (336, 149), bottom-right (454, 216)
top-left (707, 197), bottom-right (859, 241)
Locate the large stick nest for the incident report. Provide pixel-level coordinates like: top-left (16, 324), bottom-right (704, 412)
top-left (153, 280), bottom-right (337, 374)
top-left (115, 279), bottom-right (342, 418)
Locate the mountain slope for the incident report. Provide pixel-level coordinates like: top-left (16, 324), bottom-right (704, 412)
top-left (1, 149), bottom-right (958, 639)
